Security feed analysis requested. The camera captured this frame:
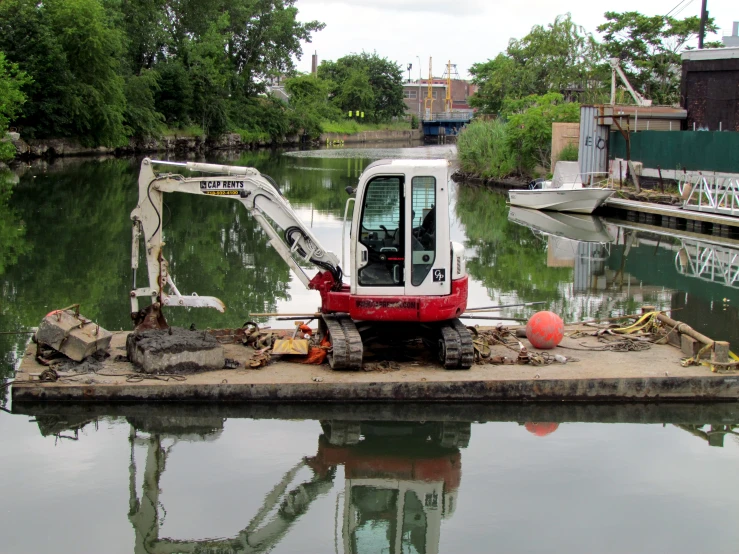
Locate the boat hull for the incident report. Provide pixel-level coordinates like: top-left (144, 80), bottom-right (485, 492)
top-left (508, 188), bottom-right (615, 214)
top-left (507, 207), bottom-right (614, 243)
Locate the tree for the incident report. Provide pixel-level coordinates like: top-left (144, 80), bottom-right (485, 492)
top-left (319, 53), bottom-right (405, 123)
top-left (0, 52), bottom-right (30, 162)
top-left (45, 0), bottom-right (128, 145)
top-left (283, 74), bottom-right (340, 137)
top-left (123, 70), bottom-right (165, 139)
top-left (470, 14), bottom-right (605, 114)
top-left (597, 11), bottom-right (720, 105)
top-left (331, 68), bottom-right (375, 119)
top-left (0, 0), bottom-right (127, 146)
top-left (504, 93), bottom-right (580, 173)
top-left (0, 0), bottom-right (74, 139)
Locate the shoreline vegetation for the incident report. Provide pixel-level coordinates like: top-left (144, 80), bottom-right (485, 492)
top-left (455, 11), bottom-right (718, 184)
top-left (8, 124), bottom-right (421, 162)
top-left (0, 0), bottom-right (412, 164)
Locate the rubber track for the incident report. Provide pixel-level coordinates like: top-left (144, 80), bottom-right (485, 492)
top-left (338, 316), bottom-right (364, 370)
top-left (323, 316), bottom-right (348, 369)
top-left (439, 324), bottom-right (461, 368)
top-left (452, 319), bottom-right (475, 369)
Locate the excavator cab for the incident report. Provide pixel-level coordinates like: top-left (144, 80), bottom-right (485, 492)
top-left (348, 160), bottom-right (462, 298)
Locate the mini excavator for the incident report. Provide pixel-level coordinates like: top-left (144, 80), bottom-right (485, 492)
top-left (130, 158), bottom-right (473, 369)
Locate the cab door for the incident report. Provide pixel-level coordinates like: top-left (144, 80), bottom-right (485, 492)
top-left (354, 175), bottom-right (405, 296)
top-left (405, 173), bottom-right (451, 296)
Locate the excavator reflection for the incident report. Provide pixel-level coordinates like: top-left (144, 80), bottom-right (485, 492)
top-left (126, 418), bottom-right (469, 554)
top-left (25, 403), bottom-right (739, 553)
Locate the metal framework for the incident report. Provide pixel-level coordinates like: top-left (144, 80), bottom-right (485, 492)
top-left (676, 238), bottom-right (739, 289)
top-left (424, 57), bottom-right (434, 119)
top-left (679, 174), bottom-right (739, 217)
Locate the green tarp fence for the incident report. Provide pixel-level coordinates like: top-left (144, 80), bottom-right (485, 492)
top-left (609, 131), bottom-right (739, 173)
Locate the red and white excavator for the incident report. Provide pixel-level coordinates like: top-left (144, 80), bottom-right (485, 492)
top-left (130, 158), bottom-right (473, 369)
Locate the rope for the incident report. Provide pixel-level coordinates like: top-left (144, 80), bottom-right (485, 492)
top-left (559, 339), bottom-right (652, 353)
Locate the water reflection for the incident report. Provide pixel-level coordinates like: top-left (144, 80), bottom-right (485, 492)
top-left (15, 402), bottom-right (739, 554)
top-left (125, 417), bottom-right (465, 554)
top-left (460, 186), bottom-right (739, 345)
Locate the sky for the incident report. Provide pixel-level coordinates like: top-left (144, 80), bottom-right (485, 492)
top-left (293, 0), bottom-right (737, 79)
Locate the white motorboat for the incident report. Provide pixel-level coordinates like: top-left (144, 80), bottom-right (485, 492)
top-left (508, 162), bottom-right (615, 214)
top-left (507, 206), bottom-right (615, 243)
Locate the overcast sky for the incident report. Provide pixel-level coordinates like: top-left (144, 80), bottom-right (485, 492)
top-left (294, 0), bottom-right (737, 79)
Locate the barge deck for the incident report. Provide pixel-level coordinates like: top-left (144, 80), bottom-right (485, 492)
top-left (11, 327), bottom-right (739, 403)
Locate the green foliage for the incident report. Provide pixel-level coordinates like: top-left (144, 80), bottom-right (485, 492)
top-left (0, 51), bottom-right (30, 162)
top-left (319, 52), bottom-right (405, 123)
top-left (0, 0), bottom-right (325, 144)
top-left (45, 0), bottom-right (128, 146)
top-left (505, 93), bottom-right (580, 173)
top-left (557, 143), bottom-right (579, 162)
top-left (235, 128), bottom-right (271, 143)
top-left (457, 94), bottom-right (580, 178)
top-left (598, 11), bottom-right (718, 105)
top-left (155, 60), bottom-right (194, 127)
top-left (284, 74), bottom-right (341, 137)
top-left (470, 14), bottom-right (605, 114)
top-left (0, 0), bottom-right (75, 138)
top-left (456, 119), bottom-right (515, 180)
top-left (319, 120), bottom-right (411, 134)
top-left (0, 172), bottom-right (30, 275)
top-left (188, 14), bottom-right (232, 137)
top-left (456, 186), bottom-right (572, 299)
top-left (124, 70), bottom-right (164, 138)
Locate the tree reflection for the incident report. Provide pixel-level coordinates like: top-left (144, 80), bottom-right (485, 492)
top-left (455, 186), bottom-right (671, 323)
top-left (0, 170), bottom-right (30, 405)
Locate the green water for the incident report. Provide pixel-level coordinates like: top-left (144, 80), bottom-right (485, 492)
top-left (2, 146), bottom-right (739, 553)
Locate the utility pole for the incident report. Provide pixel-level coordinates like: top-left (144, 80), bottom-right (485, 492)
top-left (698, 0), bottom-right (708, 49)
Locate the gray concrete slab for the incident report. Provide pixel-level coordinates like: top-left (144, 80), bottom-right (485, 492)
top-left (11, 329), bottom-right (739, 403)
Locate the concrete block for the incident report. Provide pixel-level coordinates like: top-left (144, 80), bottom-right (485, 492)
top-left (126, 327), bottom-right (225, 374)
top-left (712, 341), bottom-right (730, 365)
top-left (36, 310), bottom-right (112, 362)
top-left (666, 327), bottom-right (682, 348)
top-left (681, 334), bottom-right (701, 358)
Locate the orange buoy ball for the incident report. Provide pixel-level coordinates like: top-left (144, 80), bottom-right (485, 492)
top-left (525, 422), bottom-right (559, 437)
top-left (525, 310), bottom-right (564, 349)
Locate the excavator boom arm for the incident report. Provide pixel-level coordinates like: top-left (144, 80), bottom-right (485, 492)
top-left (130, 158), bottom-right (341, 315)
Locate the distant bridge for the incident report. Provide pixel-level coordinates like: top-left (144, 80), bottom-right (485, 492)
top-left (422, 111), bottom-right (473, 142)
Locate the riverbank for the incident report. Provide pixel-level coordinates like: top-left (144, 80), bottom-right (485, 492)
top-left (9, 128), bottom-right (422, 160)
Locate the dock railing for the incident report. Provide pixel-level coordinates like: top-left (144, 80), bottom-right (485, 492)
top-left (679, 174), bottom-right (739, 218)
top-left (676, 238), bottom-right (739, 289)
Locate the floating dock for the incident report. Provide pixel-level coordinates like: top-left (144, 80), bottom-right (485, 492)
top-left (12, 325), bottom-right (739, 403)
top-left (602, 197), bottom-right (739, 234)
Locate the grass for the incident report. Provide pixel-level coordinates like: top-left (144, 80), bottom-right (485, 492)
top-left (162, 125), bottom-right (205, 138)
top-left (234, 128), bottom-right (271, 143)
top-left (556, 143), bottom-right (579, 163)
top-left (456, 119), bottom-right (516, 180)
top-left (320, 120), bottom-right (412, 134)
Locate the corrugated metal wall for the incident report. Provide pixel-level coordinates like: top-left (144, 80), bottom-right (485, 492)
top-left (578, 106), bottom-right (610, 181)
top-left (610, 131), bottom-right (739, 172)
